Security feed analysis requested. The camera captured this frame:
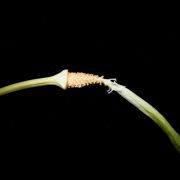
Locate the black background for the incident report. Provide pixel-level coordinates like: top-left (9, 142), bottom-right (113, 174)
top-left (0, 2), bottom-right (180, 177)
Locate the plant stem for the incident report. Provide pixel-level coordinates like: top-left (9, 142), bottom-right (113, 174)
top-left (0, 77), bottom-right (54, 96)
top-left (0, 69), bottom-right (68, 96)
top-left (119, 86), bottom-right (180, 153)
top-left (104, 80), bottom-right (180, 153)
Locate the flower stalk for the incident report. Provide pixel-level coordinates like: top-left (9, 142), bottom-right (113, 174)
top-left (0, 69), bottom-right (180, 153)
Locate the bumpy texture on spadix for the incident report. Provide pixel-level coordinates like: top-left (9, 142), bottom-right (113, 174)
top-left (67, 72), bottom-right (104, 88)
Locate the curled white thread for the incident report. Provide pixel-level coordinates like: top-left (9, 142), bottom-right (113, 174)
top-left (103, 78), bottom-right (126, 94)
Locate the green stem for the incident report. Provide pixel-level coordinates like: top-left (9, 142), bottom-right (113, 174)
top-left (118, 87), bottom-right (180, 153)
top-left (0, 70), bottom-right (68, 96)
top-left (104, 80), bottom-right (180, 153)
top-left (0, 77), bottom-right (54, 96)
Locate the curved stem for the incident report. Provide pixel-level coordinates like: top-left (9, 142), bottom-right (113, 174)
top-left (0, 70), bottom-right (68, 96)
top-left (0, 77), bottom-right (54, 96)
top-left (120, 87), bottom-right (180, 153)
top-left (104, 80), bottom-right (180, 153)
top-left (0, 69), bottom-right (68, 96)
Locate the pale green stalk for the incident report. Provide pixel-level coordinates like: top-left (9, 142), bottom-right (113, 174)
top-left (0, 70), bottom-right (68, 96)
top-left (103, 79), bottom-right (180, 153)
top-left (0, 77), bottom-right (53, 96)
